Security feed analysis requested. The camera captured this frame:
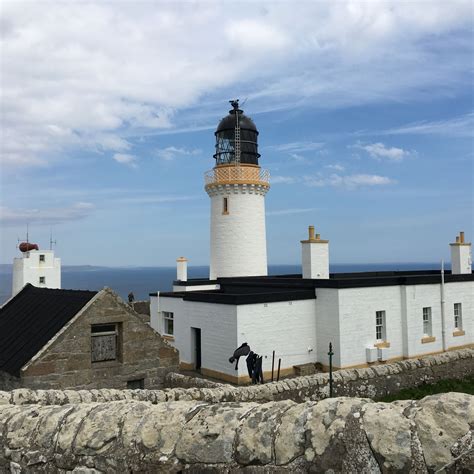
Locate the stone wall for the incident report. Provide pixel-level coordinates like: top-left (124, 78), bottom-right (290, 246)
top-left (20, 288), bottom-right (179, 390)
top-left (0, 372), bottom-right (20, 392)
top-left (0, 393), bottom-right (472, 472)
top-left (2, 348), bottom-right (472, 407)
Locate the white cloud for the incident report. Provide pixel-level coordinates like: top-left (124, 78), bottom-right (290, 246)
top-left (267, 207), bottom-right (319, 216)
top-left (353, 142), bottom-right (411, 161)
top-left (325, 164), bottom-right (345, 171)
top-left (271, 175), bottom-right (297, 184)
top-left (0, 202), bottom-right (95, 226)
top-left (272, 170), bottom-right (395, 189)
top-left (155, 146), bottom-right (201, 161)
top-left (115, 195), bottom-right (199, 205)
top-left (267, 142), bottom-right (325, 153)
top-left (305, 173), bottom-right (395, 189)
top-left (113, 153), bottom-right (138, 167)
top-left (378, 113), bottom-right (474, 138)
top-left (1, 1), bottom-right (471, 167)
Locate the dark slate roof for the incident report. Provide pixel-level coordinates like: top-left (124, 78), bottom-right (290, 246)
top-left (0, 284), bottom-right (97, 376)
top-left (161, 270), bottom-right (473, 305)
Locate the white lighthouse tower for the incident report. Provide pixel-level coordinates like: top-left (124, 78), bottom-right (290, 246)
top-left (12, 241), bottom-right (61, 296)
top-left (205, 100), bottom-right (270, 279)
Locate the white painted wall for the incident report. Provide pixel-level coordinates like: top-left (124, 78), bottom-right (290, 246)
top-left (337, 286), bottom-right (404, 367)
top-left (12, 250), bottom-right (61, 296)
top-left (172, 284), bottom-right (220, 292)
top-left (208, 184), bottom-right (268, 279)
top-left (314, 288), bottom-right (341, 367)
top-left (159, 296), bottom-right (238, 377)
top-left (152, 279), bottom-right (473, 380)
top-left (149, 294), bottom-right (159, 331)
top-left (451, 244), bottom-right (472, 274)
top-left (302, 242), bottom-right (329, 279)
top-left (176, 258), bottom-right (188, 281)
top-left (443, 281), bottom-right (473, 349)
top-left (236, 299), bottom-right (317, 378)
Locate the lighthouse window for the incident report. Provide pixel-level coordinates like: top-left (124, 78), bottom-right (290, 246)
top-left (375, 311), bottom-right (386, 341)
top-left (163, 311), bottom-right (174, 335)
top-left (454, 303), bottom-right (463, 330)
top-left (39, 254), bottom-right (45, 262)
top-left (423, 307), bottom-right (432, 336)
top-left (223, 197), bottom-right (229, 214)
top-left (39, 276), bottom-right (46, 284)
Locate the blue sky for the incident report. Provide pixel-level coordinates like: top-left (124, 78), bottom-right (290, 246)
top-left (1, 1), bottom-right (472, 266)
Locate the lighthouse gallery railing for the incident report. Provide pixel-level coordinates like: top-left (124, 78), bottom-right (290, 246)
top-left (204, 167), bottom-right (270, 186)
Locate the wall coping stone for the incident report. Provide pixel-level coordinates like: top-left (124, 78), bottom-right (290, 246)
top-left (0, 348), bottom-right (472, 406)
top-left (0, 393), bottom-right (472, 471)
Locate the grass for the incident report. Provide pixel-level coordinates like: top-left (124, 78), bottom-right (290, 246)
top-left (378, 376), bottom-right (474, 402)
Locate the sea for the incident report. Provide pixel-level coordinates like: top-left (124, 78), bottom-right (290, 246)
top-left (0, 262), bottom-right (448, 305)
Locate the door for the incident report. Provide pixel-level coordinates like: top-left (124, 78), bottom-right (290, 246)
top-left (191, 327), bottom-right (202, 370)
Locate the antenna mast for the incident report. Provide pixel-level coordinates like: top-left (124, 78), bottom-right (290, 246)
top-left (49, 228), bottom-right (57, 250)
top-left (230, 99), bottom-right (241, 166)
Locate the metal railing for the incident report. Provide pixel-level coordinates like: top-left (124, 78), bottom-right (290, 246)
top-left (204, 166), bottom-right (270, 186)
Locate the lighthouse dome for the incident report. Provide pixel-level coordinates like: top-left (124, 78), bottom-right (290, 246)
top-left (214, 100), bottom-right (260, 166)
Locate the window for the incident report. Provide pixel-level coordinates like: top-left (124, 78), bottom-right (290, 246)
top-left (163, 311), bottom-right (174, 335)
top-left (39, 276), bottom-right (46, 284)
top-left (39, 254), bottom-right (45, 262)
top-left (127, 378), bottom-right (145, 389)
top-left (423, 307), bottom-right (432, 336)
top-left (375, 310), bottom-right (386, 341)
top-left (454, 303), bottom-right (463, 330)
top-left (91, 323), bottom-right (120, 362)
top-left (223, 197), bottom-right (229, 214)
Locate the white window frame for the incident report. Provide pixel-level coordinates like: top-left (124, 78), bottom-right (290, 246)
top-left (423, 307), bottom-right (432, 337)
top-left (454, 303), bottom-right (463, 330)
top-left (163, 311), bottom-right (174, 336)
top-left (375, 310), bottom-right (386, 341)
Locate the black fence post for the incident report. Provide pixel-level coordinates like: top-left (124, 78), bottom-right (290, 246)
top-left (277, 358), bottom-right (281, 382)
top-left (328, 342), bottom-right (334, 398)
top-left (271, 350), bottom-right (275, 382)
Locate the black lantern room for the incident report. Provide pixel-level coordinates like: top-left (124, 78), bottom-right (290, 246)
top-left (213, 100), bottom-right (260, 166)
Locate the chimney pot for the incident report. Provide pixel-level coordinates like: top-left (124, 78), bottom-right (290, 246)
top-left (308, 226), bottom-right (315, 240)
top-left (460, 231), bottom-right (465, 243)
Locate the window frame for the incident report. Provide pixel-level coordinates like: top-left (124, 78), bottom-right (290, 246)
top-left (223, 197), bottom-right (229, 215)
top-left (375, 310), bottom-right (386, 342)
top-left (163, 311), bottom-right (174, 336)
top-left (454, 303), bottom-right (463, 330)
top-left (90, 323), bottom-right (121, 363)
top-left (423, 307), bottom-right (432, 337)
top-left (39, 254), bottom-right (45, 262)
top-left (39, 276), bottom-right (46, 284)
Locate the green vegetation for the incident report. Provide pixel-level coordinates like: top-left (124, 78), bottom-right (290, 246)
top-left (378, 376), bottom-right (474, 402)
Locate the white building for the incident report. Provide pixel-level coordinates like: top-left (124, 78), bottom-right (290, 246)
top-left (12, 243), bottom-right (61, 297)
top-left (150, 101), bottom-right (473, 384)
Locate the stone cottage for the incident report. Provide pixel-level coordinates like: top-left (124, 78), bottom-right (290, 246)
top-left (0, 284), bottom-right (179, 390)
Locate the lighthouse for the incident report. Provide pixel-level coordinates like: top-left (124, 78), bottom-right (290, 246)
top-left (205, 100), bottom-right (270, 279)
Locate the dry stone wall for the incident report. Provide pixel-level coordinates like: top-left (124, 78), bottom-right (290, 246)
top-left (4, 348), bottom-right (469, 407)
top-left (0, 393), bottom-right (472, 472)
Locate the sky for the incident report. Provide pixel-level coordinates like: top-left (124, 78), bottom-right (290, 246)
top-left (1, 0), bottom-right (473, 267)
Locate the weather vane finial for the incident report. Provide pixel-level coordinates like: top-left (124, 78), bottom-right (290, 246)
top-left (229, 99), bottom-right (240, 110)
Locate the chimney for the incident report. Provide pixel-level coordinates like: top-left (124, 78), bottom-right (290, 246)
top-left (301, 226), bottom-right (329, 279)
top-left (176, 257), bottom-right (188, 281)
top-left (450, 232), bottom-right (472, 275)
